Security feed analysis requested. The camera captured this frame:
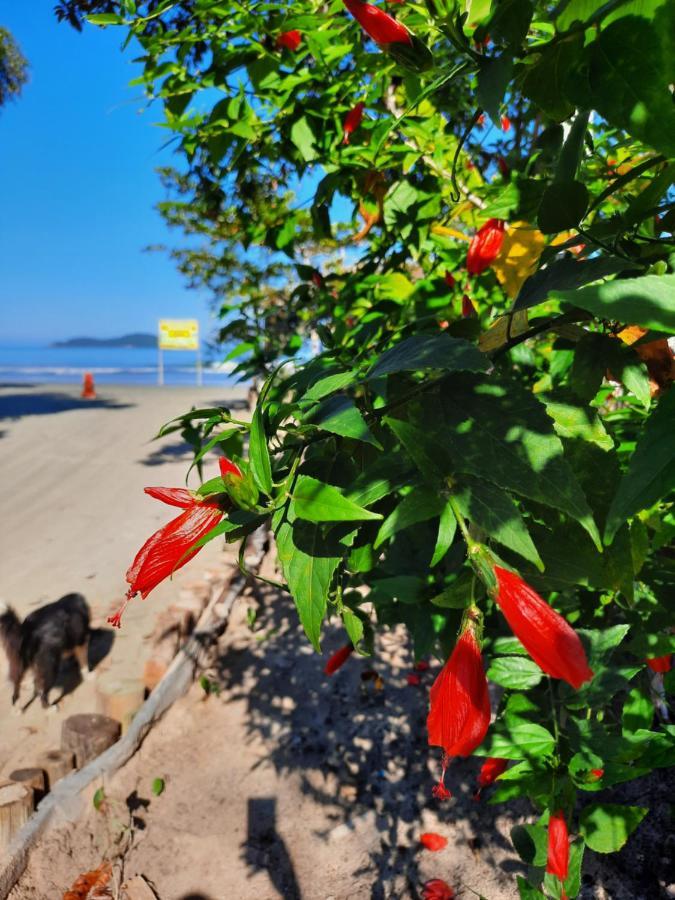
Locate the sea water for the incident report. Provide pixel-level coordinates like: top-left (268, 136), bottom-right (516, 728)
top-left (0, 344), bottom-right (239, 386)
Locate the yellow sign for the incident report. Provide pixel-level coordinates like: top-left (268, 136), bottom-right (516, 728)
top-left (158, 319), bottom-right (199, 350)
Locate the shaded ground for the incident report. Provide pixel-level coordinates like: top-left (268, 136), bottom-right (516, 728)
top-left (8, 553), bottom-right (673, 899)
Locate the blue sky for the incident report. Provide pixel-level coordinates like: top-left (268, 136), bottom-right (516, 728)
top-left (0, 0), bottom-right (213, 344)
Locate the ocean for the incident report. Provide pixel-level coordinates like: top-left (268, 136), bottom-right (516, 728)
top-left (0, 345), bottom-right (240, 387)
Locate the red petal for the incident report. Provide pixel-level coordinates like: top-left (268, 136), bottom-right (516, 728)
top-left (324, 644), bottom-right (354, 675)
top-left (219, 456), bottom-right (243, 479)
top-left (546, 810), bottom-right (570, 881)
top-left (126, 504), bottom-right (223, 599)
top-left (427, 629), bottom-right (490, 757)
top-left (477, 756), bottom-right (508, 787)
top-left (422, 879), bottom-right (455, 900)
top-left (420, 832), bottom-right (448, 852)
top-left (342, 0), bottom-right (412, 45)
top-left (144, 487), bottom-right (195, 508)
top-left (646, 654), bottom-right (672, 673)
top-left (494, 567), bottom-right (594, 689)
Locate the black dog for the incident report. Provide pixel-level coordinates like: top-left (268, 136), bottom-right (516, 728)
top-left (0, 593), bottom-right (90, 709)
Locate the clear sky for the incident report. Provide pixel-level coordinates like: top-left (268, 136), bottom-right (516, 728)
top-left (0, 0), bottom-right (213, 344)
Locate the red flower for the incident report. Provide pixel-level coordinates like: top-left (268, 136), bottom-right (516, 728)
top-left (420, 832), bottom-right (448, 852)
top-left (422, 879), bottom-right (455, 900)
top-left (431, 781), bottom-right (452, 800)
top-left (466, 218), bottom-right (505, 275)
top-left (589, 768), bottom-right (604, 781)
top-left (501, 114), bottom-right (511, 132)
top-left (415, 659), bottom-right (430, 671)
top-left (342, 0), bottom-right (412, 46)
top-left (477, 757), bottom-right (508, 788)
top-left (444, 272), bottom-right (456, 289)
top-left (546, 810), bottom-right (570, 884)
top-left (108, 458), bottom-right (240, 627)
top-left (461, 294), bottom-right (476, 318)
top-left (277, 30), bottom-right (302, 51)
top-left (477, 113), bottom-right (485, 127)
top-left (342, 101), bottom-right (365, 144)
top-left (324, 643), bottom-right (354, 675)
top-left (427, 624), bottom-right (491, 757)
top-left (646, 654), bottom-right (672, 673)
top-left (497, 156), bottom-right (510, 177)
top-left (493, 567), bottom-right (594, 690)
top-left (407, 673), bottom-right (421, 686)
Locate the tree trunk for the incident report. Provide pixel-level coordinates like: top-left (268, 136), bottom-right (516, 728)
top-left (34, 749), bottom-right (74, 790)
top-left (61, 714), bottom-right (121, 768)
top-left (0, 781), bottom-right (33, 849)
top-left (8, 770), bottom-right (46, 804)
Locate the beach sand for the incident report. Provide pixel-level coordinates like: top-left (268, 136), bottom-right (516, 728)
top-left (0, 382), bottom-right (248, 776)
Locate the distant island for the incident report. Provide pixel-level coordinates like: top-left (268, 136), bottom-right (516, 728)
top-left (52, 333), bottom-right (156, 349)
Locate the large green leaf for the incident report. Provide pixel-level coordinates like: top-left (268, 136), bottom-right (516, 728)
top-left (511, 823), bottom-right (548, 866)
top-left (477, 54), bottom-right (514, 119)
top-left (477, 721), bottom-right (556, 759)
top-left (304, 394), bottom-right (379, 446)
top-left (366, 333), bottom-right (489, 380)
top-left (605, 389), bottom-right (675, 542)
top-left (513, 257), bottom-right (627, 312)
top-left (293, 475), bottom-right (383, 523)
top-left (521, 34), bottom-right (582, 120)
top-left (395, 376), bottom-right (601, 548)
top-left (452, 475), bottom-right (543, 568)
top-left (553, 275), bottom-right (675, 332)
top-left (273, 504), bottom-right (341, 651)
top-left (488, 656), bottom-right (543, 689)
top-left (579, 803), bottom-right (648, 853)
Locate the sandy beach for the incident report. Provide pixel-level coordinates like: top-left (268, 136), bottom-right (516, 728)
top-left (0, 382), bottom-right (248, 776)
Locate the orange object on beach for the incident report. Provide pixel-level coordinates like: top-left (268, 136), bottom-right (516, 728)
top-left (81, 372), bottom-right (96, 399)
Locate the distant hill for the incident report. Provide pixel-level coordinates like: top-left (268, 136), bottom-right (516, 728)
top-left (52, 333), bottom-right (156, 348)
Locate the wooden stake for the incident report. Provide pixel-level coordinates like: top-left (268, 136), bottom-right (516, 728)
top-left (0, 781), bottom-right (33, 849)
top-left (95, 675), bottom-right (146, 734)
top-left (8, 770), bottom-right (46, 804)
top-left (61, 714), bottom-right (121, 769)
top-left (34, 749), bottom-right (74, 790)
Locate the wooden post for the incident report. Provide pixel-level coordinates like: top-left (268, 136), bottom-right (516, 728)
top-left (8, 770), bottom-right (46, 805)
top-left (95, 675), bottom-right (146, 734)
top-left (61, 714), bottom-right (121, 769)
top-left (34, 750), bottom-right (74, 790)
top-left (0, 781), bottom-right (33, 849)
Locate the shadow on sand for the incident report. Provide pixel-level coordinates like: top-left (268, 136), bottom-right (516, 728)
top-left (0, 391), bottom-right (134, 423)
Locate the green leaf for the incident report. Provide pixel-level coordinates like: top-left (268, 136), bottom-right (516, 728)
top-left (538, 180), bottom-right (589, 234)
top-left (87, 12), bottom-right (125, 24)
top-left (477, 55), bottom-right (514, 119)
top-left (513, 257), bottom-right (627, 312)
top-left (431, 502), bottom-right (458, 566)
top-left (418, 376), bottom-right (601, 549)
top-left (517, 877), bottom-right (546, 900)
top-left (542, 395), bottom-right (614, 450)
top-left (293, 476), bottom-right (383, 523)
top-left (511, 823), bottom-right (548, 866)
top-left (151, 777), bottom-right (165, 797)
top-left (489, 0), bottom-right (533, 46)
top-left (342, 609), bottom-right (364, 648)
top-left (605, 390), bottom-right (675, 542)
top-left (477, 721), bottom-right (556, 759)
top-left (488, 656), bottom-right (543, 689)
top-left (92, 787), bottom-right (105, 811)
top-left (290, 115), bottom-right (318, 161)
top-left (366, 333), bottom-right (489, 380)
top-left (429, 570), bottom-right (473, 608)
top-left (249, 407), bottom-right (273, 495)
top-left (579, 803), bottom-right (648, 853)
top-left (305, 394), bottom-right (380, 446)
top-left (374, 487), bottom-right (445, 548)
top-left (452, 475), bottom-right (543, 568)
top-left (553, 275), bottom-right (675, 332)
top-left (522, 34), bottom-right (582, 120)
top-left (622, 686), bottom-right (654, 734)
top-left (273, 504), bottom-right (341, 651)
top-left (302, 371), bottom-right (355, 402)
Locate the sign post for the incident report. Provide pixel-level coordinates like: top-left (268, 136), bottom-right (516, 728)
top-left (157, 319), bottom-right (200, 386)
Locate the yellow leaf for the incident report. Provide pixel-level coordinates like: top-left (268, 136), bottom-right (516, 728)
top-left (492, 221), bottom-right (546, 299)
top-left (478, 311), bottom-right (529, 353)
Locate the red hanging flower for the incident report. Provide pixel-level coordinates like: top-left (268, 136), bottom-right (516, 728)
top-left (589, 768), bottom-right (604, 781)
top-left (466, 218), bottom-right (505, 275)
top-left (501, 114), bottom-right (511, 132)
top-left (109, 458), bottom-right (239, 627)
top-left (546, 810), bottom-right (570, 885)
top-left (277, 30), bottom-right (302, 51)
top-left (646, 654), bottom-right (672, 673)
top-left (420, 832), bottom-right (448, 852)
top-left (477, 757), bottom-right (508, 788)
top-left (444, 272), bottom-right (456, 289)
top-left (407, 672), bottom-right (421, 686)
top-left (415, 659), bottom-right (430, 671)
top-left (497, 156), bottom-right (510, 177)
top-left (422, 879), bottom-right (455, 900)
top-left (427, 624), bottom-right (491, 757)
top-left (324, 643), bottom-right (354, 675)
top-left (342, 0), bottom-right (412, 46)
top-left (342, 101), bottom-right (365, 144)
top-left (493, 567), bottom-right (594, 689)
